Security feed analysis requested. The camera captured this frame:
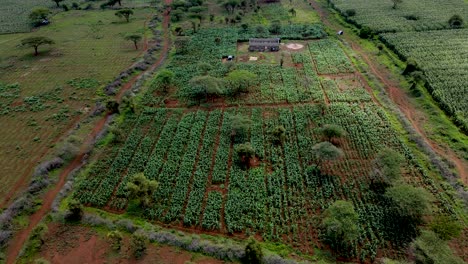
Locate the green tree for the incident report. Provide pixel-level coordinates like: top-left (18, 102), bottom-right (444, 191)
top-left (385, 184), bottom-right (433, 220)
top-left (107, 230), bottom-right (123, 250)
top-left (372, 148), bottom-right (404, 184)
top-left (106, 100), bottom-right (120, 114)
top-left (225, 70), bottom-right (257, 94)
top-left (321, 200), bottom-right (359, 251)
top-left (320, 124), bottom-right (346, 142)
top-left (402, 58), bottom-right (418, 75)
top-left (188, 75), bottom-right (224, 101)
top-left (130, 232), bottom-right (148, 259)
top-left (51, 0), bottom-right (64, 7)
top-left (171, 9), bottom-right (184, 22)
top-left (430, 215), bottom-right (462, 240)
top-left (235, 143), bottom-right (256, 168)
top-left (270, 125), bottom-right (286, 145)
top-left (126, 173), bottom-right (158, 208)
top-left (230, 114), bottom-right (252, 143)
top-left (269, 20), bottom-right (281, 34)
top-left (21, 37), bottom-right (55, 56)
top-left (29, 8), bottom-right (51, 26)
top-left (115, 9), bottom-right (134, 22)
top-left (448, 14), bottom-right (464, 28)
top-left (124, 34), bottom-right (142, 50)
top-left (154, 69), bottom-right (175, 92)
top-left (392, 0), bottom-right (402, 9)
top-left (312, 141), bottom-right (344, 168)
top-left (413, 230), bottom-right (464, 264)
top-left (242, 237), bottom-right (263, 264)
top-left (223, 0), bottom-right (240, 15)
top-left (188, 6), bottom-right (207, 24)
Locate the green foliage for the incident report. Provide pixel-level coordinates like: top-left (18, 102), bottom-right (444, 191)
top-left (372, 148), bottom-right (404, 184)
top-left (429, 215), bottom-right (462, 240)
top-left (153, 69), bottom-right (175, 92)
top-left (66, 199), bottom-right (83, 221)
top-left (321, 200), bottom-right (359, 252)
top-left (107, 230), bottom-right (123, 250)
top-left (270, 125), bottom-right (286, 145)
top-left (188, 75), bottom-right (224, 100)
top-left (312, 141), bottom-right (344, 164)
top-left (242, 237), bottom-right (263, 264)
top-left (130, 232), bottom-right (147, 259)
top-left (359, 26), bottom-right (373, 39)
top-left (413, 230), bottom-right (464, 264)
top-left (126, 173), bottom-right (158, 208)
top-left (225, 70), bottom-right (257, 95)
top-left (21, 36), bottom-right (55, 56)
top-left (230, 114), bottom-right (252, 143)
top-left (235, 143), bottom-right (256, 167)
top-left (67, 78), bottom-right (99, 89)
top-left (448, 14), bottom-right (464, 28)
top-left (29, 8), bottom-right (50, 26)
top-left (106, 100), bottom-right (120, 114)
top-left (124, 33), bottom-right (142, 49)
top-left (115, 9), bottom-right (134, 22)
top-left (385, 184), bottom-right (433, 219)
top-left (391, 0), bottom-right (402, 9)
top-left (24, 223), bottom-right (48, 254)
top-left (320, 124), bottom-right (345, 142)
top-left (51, 0), bottom-right (64, 7)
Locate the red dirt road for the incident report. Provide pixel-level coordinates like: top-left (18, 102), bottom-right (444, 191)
top-left (5, 2), bottom-right (173, 263)
top-left (309, 0), bottom-right (468, 183)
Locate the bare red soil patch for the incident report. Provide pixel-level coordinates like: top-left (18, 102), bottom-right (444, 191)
top-left (37, 224), bottom-right (225, 264)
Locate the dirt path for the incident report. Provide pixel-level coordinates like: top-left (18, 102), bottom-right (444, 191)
top-left (309, 0), bottom-right (468, 183)
top-left (5, 2), bottom-right (173, 263)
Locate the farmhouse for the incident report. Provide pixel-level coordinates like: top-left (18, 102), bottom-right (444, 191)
top-left (249, 38), bottom-right (280, 52)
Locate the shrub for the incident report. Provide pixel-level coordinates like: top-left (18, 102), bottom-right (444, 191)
top-left (344, 9), bottom-right (356, 17)
top-left (130, 232), bottom-right (148, 258)
top-left (242, 238), bottom-right (263, 264)
top-left (448, 15), bottom-right (463, 28)
top-left (429, 215), bottom-right (462, 240)
top-left (107, 230), bottom-right (123, 250)
top-left (359, 26), bottom-right (373, 39)
top-left (65, 199), bottom-right (83, 221)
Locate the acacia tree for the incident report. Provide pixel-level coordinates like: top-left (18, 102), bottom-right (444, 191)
top-left (230, 114), bottom-right (252, 143)
top-left (124, 34), bottom-right (142, 50)
top-left (126, 173), bottom-right (158, 208)
top-left (392, 0), bottom-right (402, 9)
top-left (51, 0), bottom-right (64, 7)
top-left (321, 200), bottom-right (359, 252)
top-left (21, 37), bottom-right (55, 56)
top-left (115, 9), bottom-right (134, 22)
top-left (188, 75), bottom-right (224, 101)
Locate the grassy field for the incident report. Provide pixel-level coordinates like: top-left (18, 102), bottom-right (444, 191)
top-left (0, 8), bottom-right (153, 205)
top-left (73, 25), bottom-right (463, 260)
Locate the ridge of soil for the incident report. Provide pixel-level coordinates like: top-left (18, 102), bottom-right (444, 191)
top-left (5, 2), bottom-right (173, 263)
top-left (308, 0), bottom-right (467, 184)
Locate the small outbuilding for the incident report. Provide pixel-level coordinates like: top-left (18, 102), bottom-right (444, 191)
top-left (249, 38), bottom-right (280, 52)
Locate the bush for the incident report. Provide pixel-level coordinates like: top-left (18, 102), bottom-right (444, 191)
top-left (65, 199), bottom-right (83, 221)
top-left (230, 114), bottom-right (252, 143)
top-left (359, 26), bottom-right (373, 39)
top-left (242, 238), bottom-right (263, 264)
top-left (235, 143), bottom-right (256, 168)
top-left (429, 215), bottom-right (462, 240)
top-left (344, 9), bottom-right (356, 17)
top-left (413, 230), bottom-right (464, 264)
top-left (107, 230), bottom-right (123, 250)
top-left (448, 14), bottom-right (463, 28)
top-left (130, 232), bottom-right (148, 259)
top-left (270, 125), bottom-right (286, 145)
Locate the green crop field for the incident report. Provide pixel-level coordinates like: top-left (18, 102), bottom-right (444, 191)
top-left (329, 0), bottom-right (468, 33)
top-left (0, 8), bottom-right (153, 204)
top-left (380, 29), bottom-right (468, 130)
top-left (73, 28), bottom-right (460, 260)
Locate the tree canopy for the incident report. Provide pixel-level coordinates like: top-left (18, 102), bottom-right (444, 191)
top-left (115, 9), bottom-right (134, 22)
top-left (126, 173), bottom-right (158, 208)
top-left (188, 75), bottom-right (224, 100)
top-left (225, 69), bottom-right (257, 95)
top-left (320, 124), bottom-right (346, 142)
top-left (154, 69), bottom-right (175, 92)
top-left (51, 0), bottom-right (65, 7)
top-left (372, 148), bottom-right (404, 184)
top-left (29, 8), bottom-right (50, 26)
top-left (21, 37), bottom-right (55, 56)
top-left (312, 141), bottom-right (344, 166)
top-left (322, 200), bottom-right (359, 251)
top-left (124, 34), bottom-right (142, 50)
top-left (385, 184), bottom-right (433, 219)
